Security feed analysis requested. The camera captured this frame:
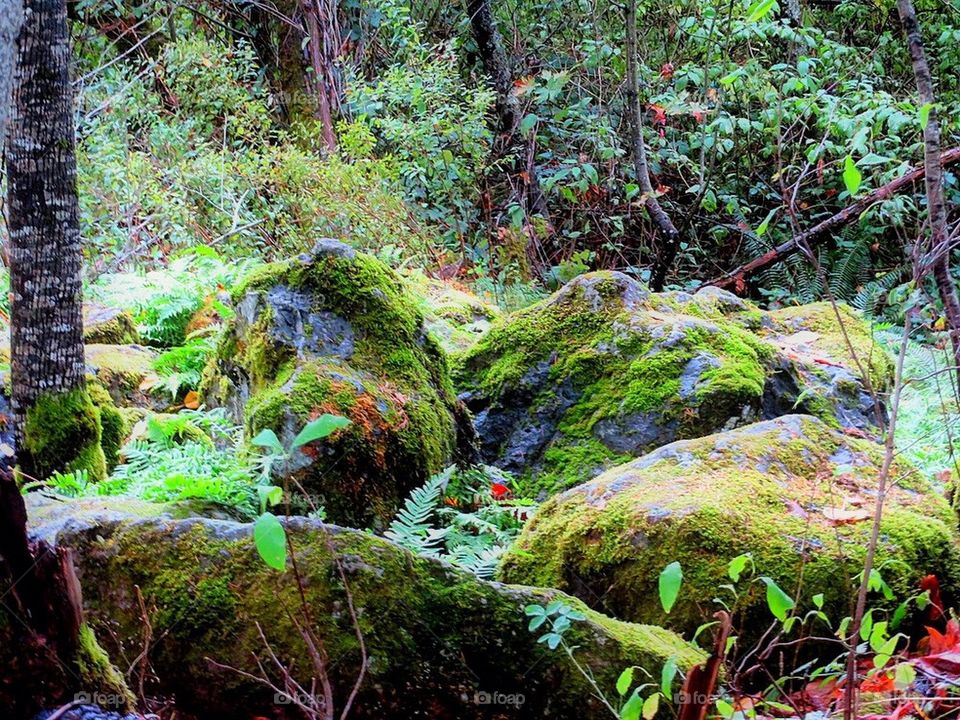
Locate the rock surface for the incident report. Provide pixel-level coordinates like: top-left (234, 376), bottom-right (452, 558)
top-left (453, 272), bottom-right (891, 497)
top-left (26, 496), bottom-right (701, 719)
top-left (202, 240), bottom-right (471, 528)
top-left (498, 415), bottom-right (960, 640)
top-left (82, 304), bottom-right (140, 345)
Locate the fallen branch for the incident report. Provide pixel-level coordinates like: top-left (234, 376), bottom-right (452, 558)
top-left (703, 146), bottom-right (960, 291)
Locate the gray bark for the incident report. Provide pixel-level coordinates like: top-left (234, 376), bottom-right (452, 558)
top-left (6, 0), bottom-right (87, 451)
top-left (897, 0), bottom-right (960, 384)
top-left (0, 0), bottom-right (23, 141)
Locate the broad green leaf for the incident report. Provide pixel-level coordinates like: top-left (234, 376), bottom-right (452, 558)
top-left (716, 699), bottom-right (735, 719)
top-left (860, 609), bottom-right (874, 642)
top-left (659, 562), bottom-right (683, 614)
top-left (756, 208), bottom-right (777, 237)
top-left (251, 428), bottom-right (283, 454)
top-left (254, 512), bottom-right (287, 571)
top-left (519, 113), bottom-right (539, 136)
top-left (661, 657), bottom-right (678, 697)
top-left (843, 155), bottom-right (862, 195)
top-left (760, 577), bottom-right (795, 621)
top-left (291, 414), bottom-right (351, 449)
top-left (257, 485), bottom-right (283, 511)
top-left (894, 662), bottom-right (916, 690)
top-left (621, 689), bottom-right (643, 720)
top-left (812, 593), bottom-right (824, 609)
top-left (642, 693), bottom-right (660, 720)
top-left (617, 667), bottom-right (634, 696)
top-left (746, 0), bottom-right (777, 21)
top-left (728, 553), bottom-right (751, 582)
top-left (920, 102), bottom-right (934, 129)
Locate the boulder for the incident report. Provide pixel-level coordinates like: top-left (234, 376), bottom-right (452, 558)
top-left (403, 271), bottom-right (502, 353)
top-left (25, 496), bottom-right (702, 719)
top-left (82, 304), bottom-right (140, 345)
top-left (453, 272), bottom-right (891, 497)
top-left (498, 415), bottom-right (960, 641)
top-left (84, 343), bottom-right (166, 412)
top-left (202, 241), bottom-right (471, 528)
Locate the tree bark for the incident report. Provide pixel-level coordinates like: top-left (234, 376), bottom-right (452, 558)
top-left (703, 146), bottom-right (960, 291)
top-left (467, 0), bottom-right (551, 229)
top-left (0, 0), bottom-right (22, 141)
top-left (897, 0), bottom-right (960, 383)
top-left (625, 0), bottom-right (679, 291)
top-left (1, 2), bottom-right (131, 712)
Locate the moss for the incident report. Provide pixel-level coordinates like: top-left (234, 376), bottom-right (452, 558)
top-left (75, 624), bottom-right (134, 709)
top-left (85, 343), bottom-right (162, 409)
top-left (766, 302), bottom-right (894, 390)
top-left (87, 382), bottom-right (129, 471)
top-left (204, 244), bottom-right (461, 527)
top-left (83, 305), bottom-right (140, 345)
top-left (44, 506), bottom-right (704, 718)
top-left (21, 386), bottom-right (107, 482)
top-left (499, 414), bottom-right (960, 643)
top-left (454, 272), bottom-right (774, 496)
top-left (402, 270), bottom-right (502, 353)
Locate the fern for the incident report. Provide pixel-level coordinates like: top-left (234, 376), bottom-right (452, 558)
top-left (384, 466), bottom-right (452, 555)
top-left (828, 236), bottom-right (872, 301)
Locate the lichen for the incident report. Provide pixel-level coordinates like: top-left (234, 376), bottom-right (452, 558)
top-left (499, 415), bottom-right (960, 643)
top-left (21, 386), bottom-right (107, 482)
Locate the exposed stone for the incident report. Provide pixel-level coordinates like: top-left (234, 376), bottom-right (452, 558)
top-left (498, 415), bottom-right (960, 642)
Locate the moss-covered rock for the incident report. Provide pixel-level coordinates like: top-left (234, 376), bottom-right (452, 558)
top-left (20, 386), bottom-right (108, 482)
top-left (403, 270), bottom-right (502, 353)
top-left (84, 343), bottom-right (167, 411)
top-left (86, 382), bottom-right (134, 472)
top-left (202, 240), bottom-right (468, 528)
top-left (498, 414), bottom-right (960, 642)
top-left (453, 273), bottom-right (891, 497)
top-left (27, 497), bottom-right (703, 719)
top-left (82, 304), bottom-right (140, 345)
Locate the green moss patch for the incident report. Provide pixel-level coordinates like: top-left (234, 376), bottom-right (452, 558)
top-left (499, 414), bottom-right (960, 642)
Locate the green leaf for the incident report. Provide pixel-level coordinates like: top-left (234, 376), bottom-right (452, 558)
top-left (746, 0), bottom-right (777, 21)
top-left (257, 485), bottom-right (283, 511)
top-left (812, 593), bottom-right (824, 610)
top-left (621, 689), bottom-right (643, 720)
top-left (715, 699), bottom-right (735, 719)
top-left (519, 113), bottom-right (539, 137)
top-left (291, 414), bottom-right (351, 449)
top-left (661, 657), bottom-right (678, 697)
top-left (860, 609), bottom-right (874, 642)
top-left (251, 428), bottom-right (283, 454)
top-left (642, 693), bottom-right (660, 720)
top-left (843, 155), bottom-right (862, 195)
top-left (617, 667), bottom-right (634, 696)
top-left (756, 208), bottom-right (777, 237)
top-left (894, 662), bottom-right (916, 690)
top-left (728, 553), bottom-right (751, 582)
top-left (919, 102), bottom-right (934, 129)
top-left (659, 562), bottom-right (683, 614)
top-left (254, 512), bottom-right (287, 571)
top-left (759, 577), bottom-right (795, 621)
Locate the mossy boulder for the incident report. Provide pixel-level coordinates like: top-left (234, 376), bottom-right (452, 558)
top-left (82, 304), bottom-right (140, 345)
top-left (404, 270), bottom-right (502, 353)
top-left (84, 343), bottom-right (167, 412)
top-left (453, 273), bottom-right (891, 497)
top-left (202, 240), bottom-right (469, 528)
top-left (498, 414), bottom-right (960, 642)
top-left (27, 496), bottom-right (702, 719)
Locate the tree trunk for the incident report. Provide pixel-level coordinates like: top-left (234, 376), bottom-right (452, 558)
top-left (625, 0), bottom-right (679, 291)
top-left (897, 0), bottom-right (960, 385)
top-left (467, 0), bottom-right (551, 233)
top-left (2, 2), bottom-right (131, 713)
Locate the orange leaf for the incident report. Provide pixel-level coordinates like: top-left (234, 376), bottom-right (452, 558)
top-left (183, 390), bottom-right (200, 409)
